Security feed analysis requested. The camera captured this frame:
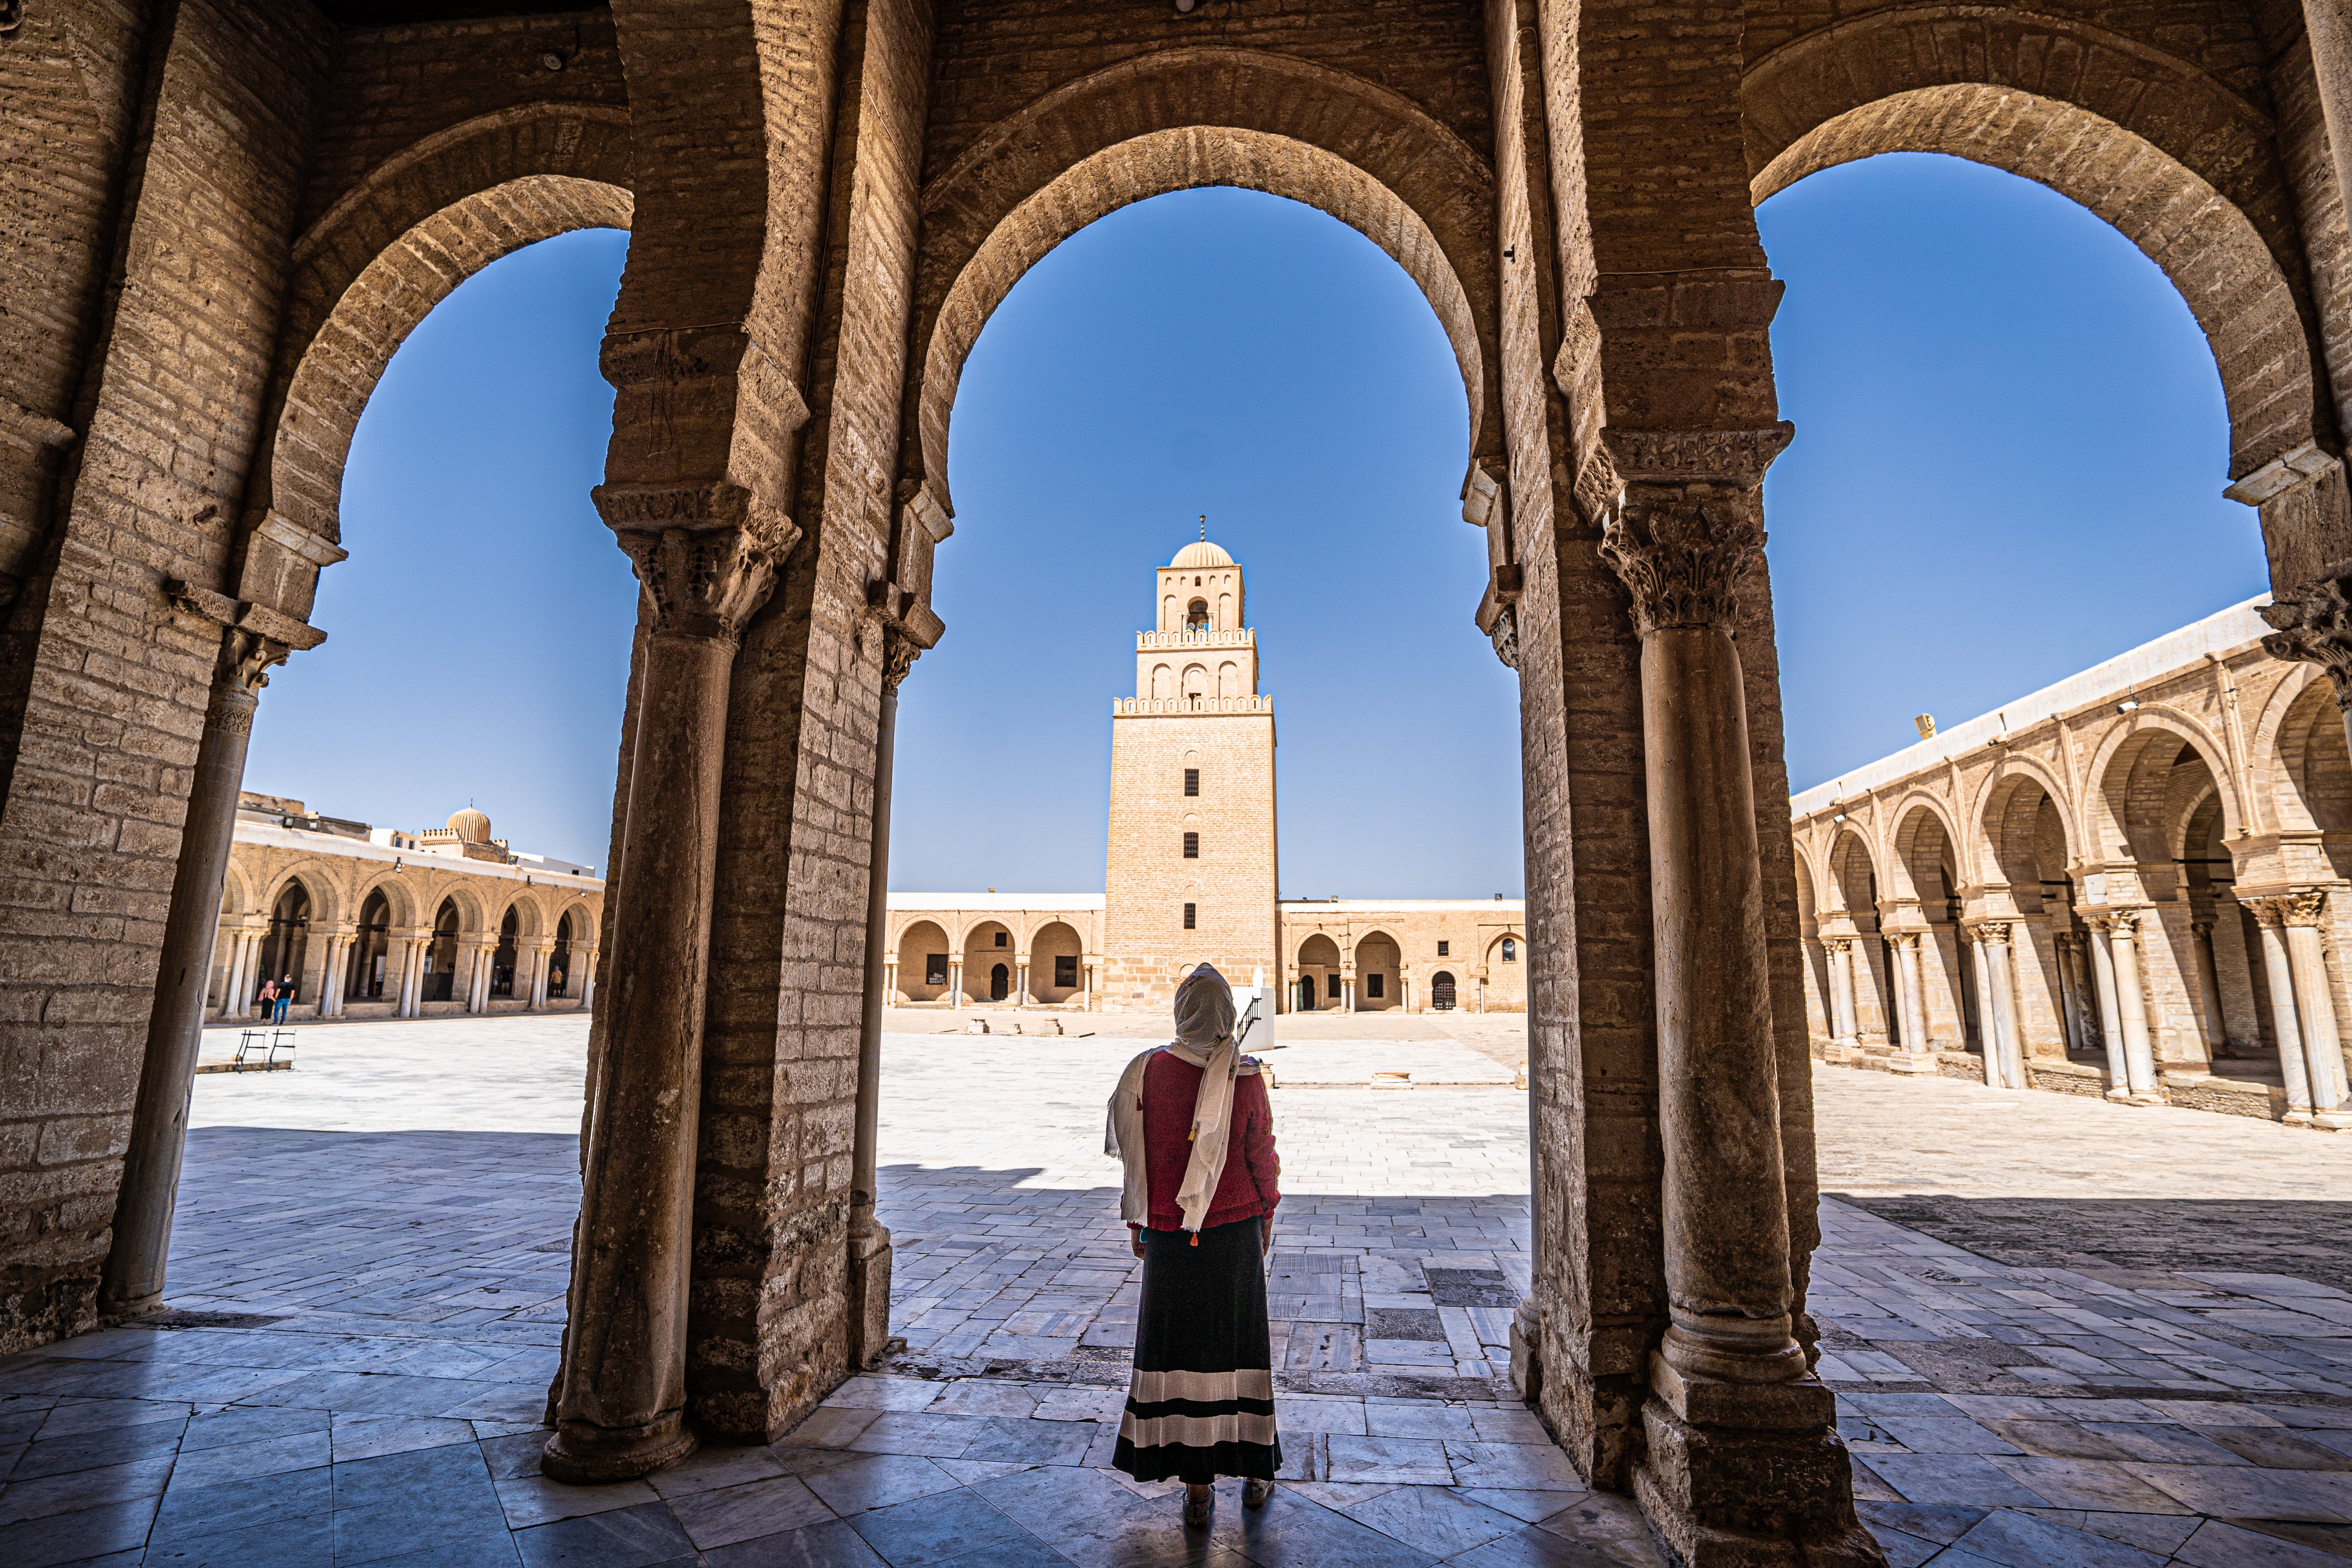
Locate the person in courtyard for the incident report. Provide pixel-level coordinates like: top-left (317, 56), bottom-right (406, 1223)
top-left (1105, 963), bottom-right (1281, 1526)
top-left (255, 976), bottom-right (276, 1020)
top-left (275, 976), bottom-right (293, 1023)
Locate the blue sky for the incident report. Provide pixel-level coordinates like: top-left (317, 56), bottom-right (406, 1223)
top-left (243, 153), bottom-right (2268, 891)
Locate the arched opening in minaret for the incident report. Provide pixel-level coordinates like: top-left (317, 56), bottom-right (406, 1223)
top-left (878, 182), bottom-right (1527, 1388)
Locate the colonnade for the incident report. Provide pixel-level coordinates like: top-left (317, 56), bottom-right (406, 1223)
top-left (206, 920), bottom-right (594, 1022)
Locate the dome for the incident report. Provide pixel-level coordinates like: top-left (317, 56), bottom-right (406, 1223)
top-left (1171, 540), bottom-right (1234, 569)
top-left (447, 807), bottom-right (492, 844)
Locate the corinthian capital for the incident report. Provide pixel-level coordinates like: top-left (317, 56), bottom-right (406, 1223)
top-left (1592, 426), bottom-right (1790, 636)
top-left (1968, 920), bottom-right (2011, 945)
top-left (882, 628), bottom-right (920, 695)
top-left (2260, 565), bottom-right (2352, 707)
top-left (617, 526), bottom-right (785, 645)
top-left (2286, 889), bottom-right (2329, 927)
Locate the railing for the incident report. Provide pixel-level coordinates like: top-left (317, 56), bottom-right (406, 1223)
top-left (1136, 628), bottom-right (1254, 650)
top-left (1112, 696), bottom-right (1274, 715)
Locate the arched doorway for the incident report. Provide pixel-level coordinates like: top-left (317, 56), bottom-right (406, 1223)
top-left (1030, 921), bottom-right (1084, 1004)
top-left (424, 899), bottom-right (460, 1004)
top-left (256, 880), bottom-right (311, 1010)
top-left (1297, 934), bottom-right (1342, 1011)
top-left (550, 912), bottom-right (575, 1000)
top-left (896, 920), bottom-right (952, 1003)
top-left (349, 889), bottom-right (392, 1002)
top-left (1431, 971), bottom-right (1457, 1010)
top-left (492, 906), bottom-right (520, 999)
top-left (963, 921), bottom-right (1013, 1004)
top-left (1355, 931), bottom-right (1400, 1011)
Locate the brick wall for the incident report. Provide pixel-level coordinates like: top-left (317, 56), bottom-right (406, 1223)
top-left (0, 0), bottom-right (332, 1356)
top-left (1103, 711), bottom-right (1280, 1008)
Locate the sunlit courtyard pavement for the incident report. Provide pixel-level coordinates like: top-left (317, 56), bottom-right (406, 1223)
top-left (3, 1016), bottom-right (2351, 1566)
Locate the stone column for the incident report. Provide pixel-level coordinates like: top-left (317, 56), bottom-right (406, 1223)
top-left (580, 947), bottom-right (598, 1013)
top-left (1822, 938), bottom-right (1858, 1048)
top-left (2085, 918), bottom-right (2131, 1096)
top-left (466, 942), bottom-right (492, 1014)
top-left (1594, 434), bottom-right (1830, 1506)
top-left (2280, 893), bottom-right (2352, 1125)
top-left (1967, 929), bottom-right (1995, 1055)
top-left (1014, 957), bottom-right (1029, 1007)
top-left (948, 959), bottom-right (962, 1006)
top-left (2053, 934), bottom-right (2087, 1053)
top-left (2300, 0), bottom-right (2352, 224)
top-left (2105, 912), bottom-right (2164, 1103)
top-left (545, 522), bottom-right (781, 1485)
top-left (100, 627), bottom-right (292, 1318)
top-left (849, 632), bottom-right (910, 1370)
top-left (218, 931), bottom-right (247, 1018)
top-left (1891, 932), bottom-right (1930, 1057)
top-left (2248, 900), bottom-right (2318, 1120)
top-left (530, 942), bottom-right (554, 1008)
top-left (2191, 920), bottom-right (2229, 1057)
top-left (1973, 923), bottom-right (2027, 1091)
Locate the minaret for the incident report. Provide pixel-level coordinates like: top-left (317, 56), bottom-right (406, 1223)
top-left (1101, 533), bottom-right (1279, 1009)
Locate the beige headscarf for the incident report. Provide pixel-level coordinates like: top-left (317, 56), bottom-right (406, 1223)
top-left (1105, 964), bottom-right (1263, 1234)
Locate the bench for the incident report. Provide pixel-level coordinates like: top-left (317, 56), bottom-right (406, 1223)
top-left (231, 1029), bottom-right (296, 1071)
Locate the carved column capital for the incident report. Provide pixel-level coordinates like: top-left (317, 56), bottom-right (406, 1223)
top-left (1488, 604), bottom-right (1519, 669)
top-left (1968, 920), bottom-right (2011, 945)
top-left (881, 628), bottom-right (920, 695)
top-left (2105, 908), bottom-right (2141, 938)
top-left (616, 524), bottom-right (785, 647)
top-left (2285, 889), bottom-right (2330, 927)
top-left (2260, 565), bottom-right (2352, 708)
top-left (1592, 426), bottom-right (1790, 635)
top-left (1821, 936), bottom-right (1851, 954)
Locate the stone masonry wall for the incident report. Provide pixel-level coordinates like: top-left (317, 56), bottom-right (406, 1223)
top-left (0, 0), bottom-right (333, 1357)
top-left (1101, 710), bottom-right (1279, 1011)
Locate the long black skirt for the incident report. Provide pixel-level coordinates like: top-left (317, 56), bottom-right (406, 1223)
top-left (1113, 1216), bottom-right (1282, 1484)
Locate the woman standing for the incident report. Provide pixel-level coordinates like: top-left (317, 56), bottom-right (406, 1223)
top-left (1105, 964), bottom-right (1282, 1526)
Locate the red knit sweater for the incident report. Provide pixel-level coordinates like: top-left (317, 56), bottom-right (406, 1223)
top-left (1131, 1047), bottom-right (1281, 1233)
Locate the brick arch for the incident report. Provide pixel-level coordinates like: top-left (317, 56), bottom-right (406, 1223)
top-left (255, 102), bottom-right (635, 544)
top-left (1746, 59), bottom-right (2327, 483)
top-left (906, 47), bottom-right (1501, 516)
top-left (1889, 797), bottom-right (1961, 906)
top-left (2085, 710), bottom-right (2244, 857)
top-left (2263, 674), bottom-right (2352, 834)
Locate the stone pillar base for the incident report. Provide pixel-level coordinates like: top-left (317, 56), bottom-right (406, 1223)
top-left (541, 1415), bottom-right (698, 1485)
top-left (1510, 1297), bottom-right (1543, 1403)
top-left (1538, 1328), bottom-right (1644, 1492)
top-left (1632, 1361), bottom-right (1885, 1568)
top-left (847, 1226), bottom-right (897, 1370)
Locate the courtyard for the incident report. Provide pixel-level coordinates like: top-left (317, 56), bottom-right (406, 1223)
top-left (1, 1015), bottom-right (2348, 1567)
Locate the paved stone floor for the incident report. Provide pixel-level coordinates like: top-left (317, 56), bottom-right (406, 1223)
top-left (2, 1017), bottom-right (2350, 1566)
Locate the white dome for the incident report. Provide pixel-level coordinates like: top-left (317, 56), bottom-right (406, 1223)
top-left (1171, 540), bottom-right (1234, 569)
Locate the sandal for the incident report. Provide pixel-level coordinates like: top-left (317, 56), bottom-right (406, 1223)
top-left (1183, 1487), bottom-right (1213, 1528)
top-left (1243, 1479), bottom-right (1274, 1508)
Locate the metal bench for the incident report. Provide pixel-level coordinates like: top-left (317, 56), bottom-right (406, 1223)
top-left (231, 1029), bottom-right (296, 1071)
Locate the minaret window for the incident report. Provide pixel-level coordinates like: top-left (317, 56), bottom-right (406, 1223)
top-left (1185, 598), bottom-right (1209, 632)
top-left (1183, 832), bottom-right (1200, 858)
top-left (1184, 768), bottom-right (1199, 796)
top-left (1502, 937), bottom-right (1518, 962)
top-left (1437, 940), bottom-right (1450, 956)
top-left (1183, 903), bottom-right (1196, 930)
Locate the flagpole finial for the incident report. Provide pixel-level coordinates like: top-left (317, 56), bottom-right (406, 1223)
top-left (1198, 514), bottom-right (1207, 541)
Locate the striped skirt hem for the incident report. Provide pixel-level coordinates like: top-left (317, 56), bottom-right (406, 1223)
top-left (1115, 1216), bottom-right (1281, 1484)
